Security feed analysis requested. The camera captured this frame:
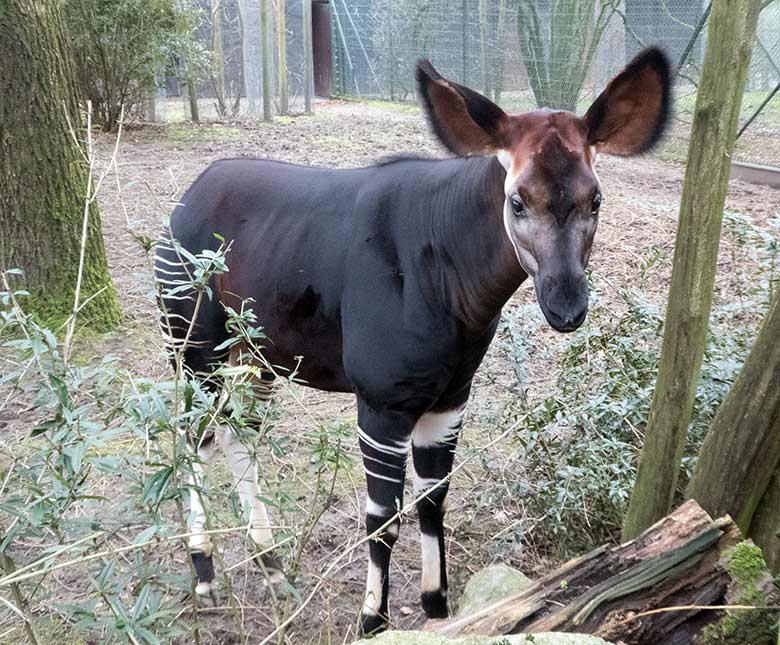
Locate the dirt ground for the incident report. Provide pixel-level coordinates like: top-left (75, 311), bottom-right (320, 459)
top-left (3, 99), bottom-right (780, 643)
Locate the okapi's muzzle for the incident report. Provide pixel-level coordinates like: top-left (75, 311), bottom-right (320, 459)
top-left (535, 270), bottom-right (589, 333)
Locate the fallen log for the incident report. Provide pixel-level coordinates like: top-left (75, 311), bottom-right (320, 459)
top-left (426, 500), bottom-right (777, 644)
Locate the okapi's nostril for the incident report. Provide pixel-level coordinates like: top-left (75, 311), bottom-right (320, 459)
top-left (545, 303), bottom-right (588, 332)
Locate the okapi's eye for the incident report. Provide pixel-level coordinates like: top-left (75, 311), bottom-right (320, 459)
top-left (510, 194), bottom-right (526, 217)
top-left (591, 193), bottom-right (602, 216)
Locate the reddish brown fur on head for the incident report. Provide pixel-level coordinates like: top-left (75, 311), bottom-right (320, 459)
top-left (416, 47), bottom-right (672, 332)
top-left (416, 47), bottom-right (671, 163)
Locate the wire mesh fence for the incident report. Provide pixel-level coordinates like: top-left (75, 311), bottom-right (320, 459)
top-left (154, 0), bottom-right (779, 168)
top-left (328, 0), bottom-right (780, 166)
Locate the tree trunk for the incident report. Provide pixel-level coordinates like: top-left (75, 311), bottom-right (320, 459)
top-left (303, 0), bottom-right (313, 114)
top-left (687, 289), bottom-right (780, 533)
top-left (277, 0), bottom-right (288, 115)
top-left (187, 79), bottom-right (200, 123)
top-left (622, 0), bottom-right (763, 541)
top-left (238, 0), bottom-right (262, 115)
top-left (0, 0), bottom-right (120, 330)
top-left (427, 501), bottom-right (776, 645)
top-left (211, 0), bottom-right (228, 117)
top-left (749, 467), bottom-right (780, 573)
top-left (260, 0), bottom-right (272, 121)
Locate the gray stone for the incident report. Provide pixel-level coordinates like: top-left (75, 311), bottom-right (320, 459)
top-left (457, 564), bottom-right (534, 617)
top-left (352, 631), bottom-right (614, 645)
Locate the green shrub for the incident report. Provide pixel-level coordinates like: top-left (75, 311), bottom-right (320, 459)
top-left (499, 211), bottom-right (780, 557)
top-left (64, 0), bottom-right (183, 131)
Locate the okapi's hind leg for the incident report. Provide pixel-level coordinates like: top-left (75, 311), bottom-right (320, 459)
top-left (222, 422), bottom-right (284, 581)
top-left (188, 431), bottom-right (218, 597)
top-left (223, 350), bottom-right (284, 581)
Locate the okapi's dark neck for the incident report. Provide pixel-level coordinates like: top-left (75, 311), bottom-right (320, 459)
top-left (425, 156), bottom-right (527, 333)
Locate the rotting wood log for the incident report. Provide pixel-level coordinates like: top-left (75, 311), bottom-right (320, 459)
top-left (425, 500), bottom-right (773, 645)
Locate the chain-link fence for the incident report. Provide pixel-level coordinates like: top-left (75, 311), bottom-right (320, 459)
top-left (150, 0), bottom-right (314, 122)
top-left (154, 0), bottom-right (779, 168)
top-left (326, 0), bottom-right (780, 167)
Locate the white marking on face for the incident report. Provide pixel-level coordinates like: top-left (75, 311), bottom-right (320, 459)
top-left (589, 145), bottom-right (601, 188)
top-left (412, 408), bottom-right (463, 448)
top-left (363, 560), bottom-right (383, 616)
top-left (420, 533), bottom-right (441, 592)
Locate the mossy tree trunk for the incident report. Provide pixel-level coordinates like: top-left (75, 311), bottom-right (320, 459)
top-left (748, 467), bottom-right (780, 573)
top-left (621, 0), bottom-right (762, 542)
top-left (686, 290), bottom-right (780, 535)
top-left (0, 0), bottom-right (121, 331)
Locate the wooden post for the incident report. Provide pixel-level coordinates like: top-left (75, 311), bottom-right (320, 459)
top-left (622, 0), bottom-right (763, 541)
top-left (260, 0), bottom-right (272, 121)
top-left (303, 0), bottom-right (314, 114)
top-left (277, 0), bottom-right (288, 114)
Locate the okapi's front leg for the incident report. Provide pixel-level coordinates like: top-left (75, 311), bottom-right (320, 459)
top-left (357, 403), bottom-right (414, 635)
top-left (411, 407), bottom-right (464, 619)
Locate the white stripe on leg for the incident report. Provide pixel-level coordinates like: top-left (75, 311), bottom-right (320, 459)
top-left (222, 427), bottom-right (273, 547)
top-left (363, 558), bottom-right (383, 616)
top-left (420, 533), bottom-right (441, 593)
top-left (188, 438), bottom-right (216, 596)
top-left (412, 407), bottom-right (464, 448)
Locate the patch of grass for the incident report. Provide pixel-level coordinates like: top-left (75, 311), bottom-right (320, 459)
top-left (166, 125), bottom-right (242, 142)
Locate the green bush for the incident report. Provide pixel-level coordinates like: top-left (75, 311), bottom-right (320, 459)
top-left (0, 241), bottom-right (350, 642)
top-left (500, 211), bottom-right (780, 557)
top-left (64, 0), bottom-right (181, 131)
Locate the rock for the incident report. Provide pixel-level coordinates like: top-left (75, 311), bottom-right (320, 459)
top-left (457, 564), bottom-right (533, 617)
top-left (352, 631), bottom-right (613, 645)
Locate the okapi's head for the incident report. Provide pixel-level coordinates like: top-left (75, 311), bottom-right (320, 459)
top-left (416, 48), bottom-right (671, 332)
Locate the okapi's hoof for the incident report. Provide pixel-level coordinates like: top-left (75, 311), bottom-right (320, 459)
top-left (253, 549), bottom-right (285, 584)
top-left (359, 612), bottom-right (388, 637)
top-left (421, 589), bottom-right (449, 619)
top-left (191, 551), bottom-right (215, 596)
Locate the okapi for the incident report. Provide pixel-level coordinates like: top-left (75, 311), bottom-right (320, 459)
top-left (155, 47), bottom-right (671, 634)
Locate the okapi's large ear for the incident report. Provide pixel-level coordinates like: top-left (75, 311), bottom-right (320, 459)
top-left (584, 47), bottom-right (672, 156)
top-left (416, 59), bottom-right (509, 157)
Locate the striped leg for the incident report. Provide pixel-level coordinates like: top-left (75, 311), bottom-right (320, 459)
top-left (411, 407), bottom-right (464, 619)
top-left (222, 425), bottom-right (283, 579)
top-left (222, 352), bottom-right (282, 578)
top-left (188, 432), bottom-right (218, 595)
top-left (357, 404), bottom-right (413, 636)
